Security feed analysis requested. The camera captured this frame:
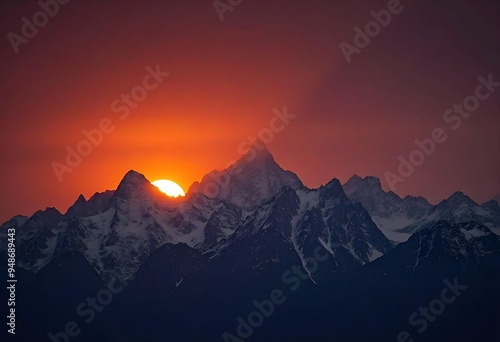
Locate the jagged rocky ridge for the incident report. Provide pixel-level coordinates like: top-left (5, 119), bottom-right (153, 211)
top-left (343, 175), bottom-right (500, 242)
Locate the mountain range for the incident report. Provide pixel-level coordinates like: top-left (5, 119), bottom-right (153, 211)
top-left (343, 175), bottom-right (500, 242)
top-left (1, 146), bottom-right (499, 341)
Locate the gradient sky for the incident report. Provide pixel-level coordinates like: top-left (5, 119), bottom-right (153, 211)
top-left (1, 0), bottom-right (499, 223)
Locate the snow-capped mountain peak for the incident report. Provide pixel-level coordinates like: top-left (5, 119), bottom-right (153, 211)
top-left (113, 170), bottom-right (157, 199)
top-left (188, 145), bottom-right (304, 208)
top-left (437, 191), bottom-right (478, 209)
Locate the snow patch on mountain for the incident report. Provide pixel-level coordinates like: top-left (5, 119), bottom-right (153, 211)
top-left (343, 175), bottom-right (500, 243)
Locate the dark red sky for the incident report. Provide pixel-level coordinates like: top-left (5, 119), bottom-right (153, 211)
top-left (1, 0), bottom-right (499, 223)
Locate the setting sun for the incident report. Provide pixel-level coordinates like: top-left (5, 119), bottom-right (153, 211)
top-left (152, 179), bottom-right (185, 198)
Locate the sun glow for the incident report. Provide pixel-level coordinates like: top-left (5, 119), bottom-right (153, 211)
top-left (151, 179), bottom-right (185, 198)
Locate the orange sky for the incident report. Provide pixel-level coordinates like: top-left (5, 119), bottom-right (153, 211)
top-left (1, 0), bottom-right (499, 223)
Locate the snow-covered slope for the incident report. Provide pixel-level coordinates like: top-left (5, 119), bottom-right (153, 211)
top-left (206, 179), bottom-right (393, 284)
top-left (343, 175), bottom-right (500, 242)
